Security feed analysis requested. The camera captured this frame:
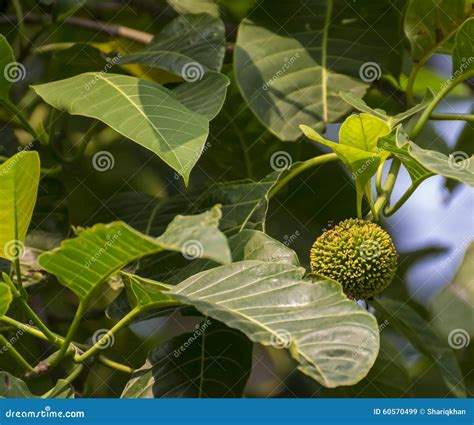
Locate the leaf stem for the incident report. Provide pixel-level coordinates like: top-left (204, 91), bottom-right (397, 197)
top-left (429, 113), bottom-right (474, 122)
top-left (371, 158), bottom-right (401, 219)
top-left (410, 70), bottom-right (474, 140)
top-left (1, 99), bottom-right (45, 143)
top-left (269, 153), bottom-right (338, 199)
top-left (0, 334), bottom-right (33, 372)
top-left (383, 175), bottom-right (432, 216)
top-left (74, 307), bottom-right (141, 363)
top-left (98, 355), bottom-right (134, 374)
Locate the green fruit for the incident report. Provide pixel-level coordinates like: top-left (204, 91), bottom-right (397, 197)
top-left (310, 218), bottom-right (398, 299)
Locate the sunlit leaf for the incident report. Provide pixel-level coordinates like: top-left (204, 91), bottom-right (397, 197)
top-left (0, 152), bottom-right (41, 261)
top-left (168, 261), bottom-right (379, 388)
top-left (32, 73), bottom-right (209, 184)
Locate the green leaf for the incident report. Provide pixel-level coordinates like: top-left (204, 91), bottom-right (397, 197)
top-left (120, 13), bottom-right (226, 74)
top-left (0, 372), bottom-right (74, 398)
top-left (373, 298), bottom-right (466, 398)
top-left (168, 261), bottom-right (379, 388)
top-left (173, 71), bottom-right (230, 120)
top-left (408, 142), bottom-right (474, 187)
top-left (338, 92), bottom-right (388, 122)
top-left (234, 0), bottom-right (404, 140)
top-left (0, 283), bottom-right (12, 316)
top-left (38, 207), bottom-right (231, 302)
top-left (300, 124), bottom-right (380, 214)
top-left (339, 114), bottom-right (390, 153)
top-left (430, 243), bottom-right (474, 338)
top-left (404, 0), bottom-right (471, 61)
top-left (0, 35), bottom-right (16, 100)
top-left (54, 0), bottom-right (87, 21)
top-left (122, 320), bottom-right (252, 398)
top-left (229, 229), bottom-right (299, 266)
top-left (31, 73), bottom-right (209, 184)
top-left (453, 18), bottom-right (474, 74)
top-left (377, 128), bottom-right (433, 185)
top-left (0, 152), bottom-right (41, 261)
top-left (167, 0), bottom-right (220, 18)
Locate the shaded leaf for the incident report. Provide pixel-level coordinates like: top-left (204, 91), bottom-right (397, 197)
top-left (0, 372), bottom-right (74, 398)
top-left (0, 152), bottom-right (41, 261)
top-left (0, 283), bottom-right (12, 316)
top-left (122, 321), bottom-right (252, 398)
top-left (0, 35), bottom-right (15, 100)
top-left (234, 0), bottom-right (404, 140)
top-left (167, 0), bottom-right (219, 17)
top-left (373, 298), bottom-right (466, 397)
top-left (38, 207), bottom-right (230, 302)
top-left (453, 17), bottom-right (474, 74)
top-left (120, 13), bottom-right (226, 74)
top-left (32, 73), bottom-right (209, 184)
top-left (169, 261), bottom-right (379, 388)
top-left (430, 243), bottom-right (474, 338)
top-left (404, 0), bottom-right (471, 61)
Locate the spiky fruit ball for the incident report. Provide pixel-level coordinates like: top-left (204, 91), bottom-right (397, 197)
top-left (310, 219), bottom-right (398, 299)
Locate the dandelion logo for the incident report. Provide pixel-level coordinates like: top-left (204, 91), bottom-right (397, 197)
top-left (270, 151), bottom-right (292, 171)
top-left (448, 329), bottom-right (470, 349)
top-left (3, 240), bottom-right (25, 260)
top-left (359, 240), bottom-right (381, 260)
top-left (448, 151), bottom-right (470, 171)
top-left (270, 329), bottom-right (292, 349)
top-left (181, 62), bottom-right (204, 82)
top-left (92, 151), bottom-right (115, 171)
top-left (182, 240), bottom-right (204, 260)
top-left (359, 62), bottom-right (381, 83)
top-left (92, 329), bottom-right (115, 350)
top-left (3, 62), bottom-right (26, 83)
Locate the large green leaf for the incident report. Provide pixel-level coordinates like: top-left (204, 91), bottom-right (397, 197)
top-left (120, 13), bottom-right (226, 74)
top-left (38, 207), bottom-right (231, 302)
top-left (404, 0), bottom-right (472, 61)
top-left (453, 17), bottom-right (474, 74)
top-left (0, 35), bottom-right (16, 100)
top-left (0, 283), bottom-right (12, 316)
top-left (31, 73), bottom-right (209, 184)
top-left (373, 298), bottom-right (466, 397)
top-left (168, 261), bottom-right (379, 388)
top-left (0, 372), bottom-right (75, 398)
top-left (0, 151), bottom-right (41, 261)
top-left (121, 321), bottom-right (252, 398)
top-left (408, 142), bottom-right (474, 187)
top-left (167, 0), bottom-right (219, 16)
top-left (430, 243), bottom-right (474, 338)
top-left (234, 0), bottom-right (404, 140)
